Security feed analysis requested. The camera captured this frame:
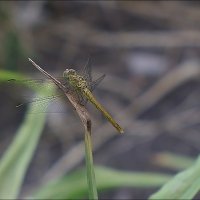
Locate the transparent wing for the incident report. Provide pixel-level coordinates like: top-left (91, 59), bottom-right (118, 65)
top-left (8, 78), bottom-right (70, 114)
top-left (81, 56), bottom-right (92, 83)
top-left (16, 94), bottom-right (63, 108)
top-left (13, 92), bottom-right (71, 114)
top-left (7, 77), bottom-right (67, 94)
top-left (90, 74), bottom-right (106, 91)
top-left (80, 57), bottom-right (105, 91)
top-left (8, 78), bottom-right (71, 96)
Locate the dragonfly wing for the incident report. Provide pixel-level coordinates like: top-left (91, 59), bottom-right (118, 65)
top-left (81, 56), bottom-right (92, 83)
top-left (16, 93), bottom-right (68, 114)
top-left (7, 77), bottom-right (65, 85)
top-left (8, 78), bottom-right (70, 114)
top-left (80, 57), bottom-right (105, 91)
top-left (7, 77), bottom-right (69, 95)
top-left (90, 74), bottom-right (106, 91)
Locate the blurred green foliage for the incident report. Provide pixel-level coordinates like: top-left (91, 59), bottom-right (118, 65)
top-left (0, 2), bottom-right (28, 71)
top-left (3, 30), bottom-right (25, 71)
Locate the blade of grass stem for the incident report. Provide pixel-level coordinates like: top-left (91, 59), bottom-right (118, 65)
top-left (84, 130), bottom-right (98, 199)
top-left (0, 99), bottom-right (48, 198)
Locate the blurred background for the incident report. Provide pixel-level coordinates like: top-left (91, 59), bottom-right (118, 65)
top-left (0, 1), bottom-right (200, 199)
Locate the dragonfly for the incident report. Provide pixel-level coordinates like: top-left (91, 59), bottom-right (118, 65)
top-left (10, 58), bottom-right (124, 134)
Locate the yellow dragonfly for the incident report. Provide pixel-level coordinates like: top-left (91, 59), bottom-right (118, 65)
top-left (10, 58), bottom-right (124, 134)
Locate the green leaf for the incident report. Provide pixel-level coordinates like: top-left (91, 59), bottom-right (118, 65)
top-left (33, 166), bottom-right (171, 199)
top-left (150, 156), bottom-right (200, 200)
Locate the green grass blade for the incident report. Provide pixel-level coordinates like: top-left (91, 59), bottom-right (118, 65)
top-left (150, 156), bottom-right (200, 199)
top-left (153, 152), bottom-right (194, 171)
top-left (0, 70), bottom-right (53, 198)
top-left (33, 166), bottom-right (171, 199)
top-left (84, 131), bottom-right (98, 199)
top-left (0, 69), bottom-right (26, 81)
top-left (0, 101), bottom-right (47, 198)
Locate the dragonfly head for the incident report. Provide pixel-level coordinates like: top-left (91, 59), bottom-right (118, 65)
top-left (63, 69), bottom-right (76, 78)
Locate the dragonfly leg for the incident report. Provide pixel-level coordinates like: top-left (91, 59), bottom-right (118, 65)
top-left (74, 89), bottom-right (86, 106)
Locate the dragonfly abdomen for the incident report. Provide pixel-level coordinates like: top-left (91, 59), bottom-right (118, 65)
top-left (83, 88), bottom-right (124, 134)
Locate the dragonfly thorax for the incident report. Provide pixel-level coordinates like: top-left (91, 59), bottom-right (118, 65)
top-left (63, 68), bottom-right (88, 90)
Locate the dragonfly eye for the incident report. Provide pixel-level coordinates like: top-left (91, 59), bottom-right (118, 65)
top-left (63, 69), bottom-right (76, 77)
